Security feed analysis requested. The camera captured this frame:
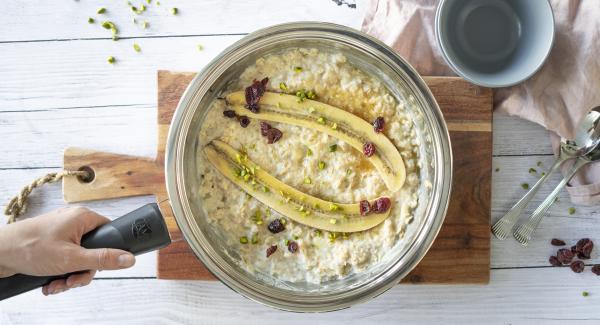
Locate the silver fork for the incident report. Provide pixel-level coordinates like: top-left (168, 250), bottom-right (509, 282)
top-left (513, 156), bottom-right (590, 246)
top-left (491, 148), bottom-right (570, 240)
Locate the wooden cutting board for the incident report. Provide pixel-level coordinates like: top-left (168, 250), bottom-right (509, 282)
top-left (63, 71), bottom-right (492, 284)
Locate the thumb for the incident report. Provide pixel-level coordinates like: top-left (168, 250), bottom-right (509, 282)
top-left (75, 248), bottom-right (136, 271)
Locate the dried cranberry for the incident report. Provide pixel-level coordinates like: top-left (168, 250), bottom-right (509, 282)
top-left (244, 77), bottom-right (269, 113)
top-left (223, 110), bottom-right (237, 118)
top-left (359, 200), bottom-right (371, 216)
top-left (557, 248), bottom-right (574, 265)
top-left (548, 255), bottom-right (561, 267)
top-left (592, 265), bottom-right (600, 276)
top-left (239, 116), bottom-right (250, 128)
top-left (266, 128), bottom-right (283, 144)
top-left (576, 238), bottom-right (594, 259)
top-left (288, 241), bottom-right (299, 253)
top-left (260, 121), bottom-right (272, 136)
top-left (570, 260), bottom-right (585, 273)
top-left (551, 238), bottom-right (566, 246)
top-left (266, 245), bottom-right (277, 258)
top-left (267, 219), bottom-right (285, 233)
top-left (371, 197), bottom-right (391, 213)
top-left (373, 117), bottom-right (385, 133)
top-left (363, 142), bottom-right (376, 157)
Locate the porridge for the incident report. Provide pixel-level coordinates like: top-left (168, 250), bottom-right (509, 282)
top-left (196, 48), bottom-right (421, 283)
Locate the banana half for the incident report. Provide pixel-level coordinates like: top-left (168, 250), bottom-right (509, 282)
top-left (225, 91), bottom-right (406, 193)
top-left (204, 140), bottom-right (391, 232)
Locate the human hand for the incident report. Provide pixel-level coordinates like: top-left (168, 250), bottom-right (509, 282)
top-left (0, 207), bottom-right (136, 295)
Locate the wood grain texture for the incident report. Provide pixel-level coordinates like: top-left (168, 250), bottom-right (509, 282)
top-left (63, 72), bottom-right (492, 283)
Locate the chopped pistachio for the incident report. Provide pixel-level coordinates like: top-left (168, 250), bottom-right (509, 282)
top-left (294, 66), bottom-right (303, 73)
top-left (88, 17), bottom-right (95, 24)
top-left (240, 169), bottom-right (247, 177)
top-left (318, 161), bottom-right (326, 170)
top-left (537, 161), bottom-right (542, 167)
top-left (133, 43), bottom-right (141, 52)
top-left (568, 207), bottom-right (576, 215)
top-left (301, 210), bottom-right (311, 217)
top-left (314, 229), bottom-right (322, 237)
top-left (346, 168), bottom-right (352, 175)
top-left (304, 177), bottom-right (312, 185)
top-left (285, 239), bottom-right (290, 246)
top-left (140, 4), bottom-right (146, 12)
top-left (307, 106), bottom-right (315, 114)
top-left (528, 168), bottom-right (537, 174)
top-left (243, 174), bottom-right (251, 181)
top-left (171, 7), bottom-right (178, 15)
top-left (239, 236), bottom-right (248, 244)
top-left (329, 144), bottom-right (338, 152)
top-left (342, 232), bottom-right (349, 240)
top-left (101, 21), bottom-right (115, 30)
top-left (495, 167), bottom-right (500, 172)
top-left (582, 291), bottom-right (589, 297)
top-left (112, 35), bottom-right (119, 41)
top-left (262, 185), bottom-right (269, 193)
top-left (97, 7), bottom-right (107, 14)
top-left (251, 233), bottom-right (259, 244)
top-left (329, 204), bottom-right (340, 212)
top-left (329, 218), bottom-right (337, 224)
top-left (306, 147), bottom-right (313, 156)
top-left (541, 172), bottom-right (546, 177)
top-left (521, 183), bottom-right (529, 190)
top-left (328, 232), bottom-right (338, 243)
top-left (147, 0), bottom-right (152, 3)
top-left (306, 90), bottom-right (316, 99)
top-left (279, 82), bottom-right (288, 92)
top-left (296, 90), bottom-right (307, 103)
top-left (293, 235), bottom-right (299, 240)
top-left (280, 218), bottom-right (287, 225)
top-left (156, 1), bottom-right (160, 5)
top-left (235, 153), bottom-right (242, 163)
top-left (107, 56), bottom-right (116, 64)
top-left (331, 122), bottom-right (338, 130)
top-left (142, 21), bottom-right (149, 29)
top-left (265, 209), bottom-right (271, 216)
top-left (317, 116), bottom-right (326, 124)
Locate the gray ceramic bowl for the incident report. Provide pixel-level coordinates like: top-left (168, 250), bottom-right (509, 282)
top-left (436, 0), bottom-right (554, 87)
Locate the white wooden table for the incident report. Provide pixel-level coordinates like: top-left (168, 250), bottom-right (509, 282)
top-left (1, 1), bottom-right (599, 324)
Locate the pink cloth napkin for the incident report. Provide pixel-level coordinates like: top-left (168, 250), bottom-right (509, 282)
top-left (362, 0), bottom-right (600, 205)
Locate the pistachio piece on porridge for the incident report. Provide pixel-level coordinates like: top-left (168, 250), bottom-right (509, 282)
top-left (204, 140), bottom-right (393, 232)
top-left (225, 92), bottom-right (406, 192)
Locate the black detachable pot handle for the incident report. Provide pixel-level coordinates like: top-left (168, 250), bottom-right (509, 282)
top-left (0, 203), bottom-right (171, 301)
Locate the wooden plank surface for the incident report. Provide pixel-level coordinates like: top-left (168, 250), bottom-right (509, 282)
top-left (1, 0), bottom-right (599, 323)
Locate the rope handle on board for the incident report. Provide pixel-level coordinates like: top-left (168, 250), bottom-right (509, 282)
top-left (4, 170), bottom-right (91, 224)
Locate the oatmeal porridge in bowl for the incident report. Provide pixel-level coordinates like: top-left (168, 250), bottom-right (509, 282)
top-left (166, 23), bottom-right (452, 311)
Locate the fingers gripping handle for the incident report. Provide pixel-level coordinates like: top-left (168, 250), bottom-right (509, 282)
top-left (0, 204), bottom-right (171, 301)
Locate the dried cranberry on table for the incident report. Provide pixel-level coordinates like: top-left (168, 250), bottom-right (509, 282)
top-left (551, 238), bottom-right (566, 246)
top-left (373, 117), bottom-right (385, 133)
top-left (363, 142), bottom-right (376, 157)
top-left (266, 128), bottom-right (283, 144)
top-left (592, 265), bottom-right (600, 276)
top-left (267, 219), bottom-right (285, 234)
top-left (570, 260), bottom-right (585, 273)
top-left (574, 238), bottom-right (594, 259)
top-left (223, 110), bottom-right (237, 118)
top-left (287, 241), bottom-right (299, 253)
top-left (260, 121), bottom-right (272, 136)
top-left (556, 248), bottom-right (574, 265)
top-left (548, 255), bottom-right (561, 267)
top-left (239, 116), bottom-right (250, 128)
top-left (359, 200), bottom-right (371, 216)
top-left (371, 197), bottom-right (391, 214)
top-left (266, 245), bottom-right (278, 258)
top-left (245, 77), bottom-right (269, 113)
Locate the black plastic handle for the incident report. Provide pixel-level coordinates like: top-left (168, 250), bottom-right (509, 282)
top-left (0, 203), bottom-right (171, 300)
